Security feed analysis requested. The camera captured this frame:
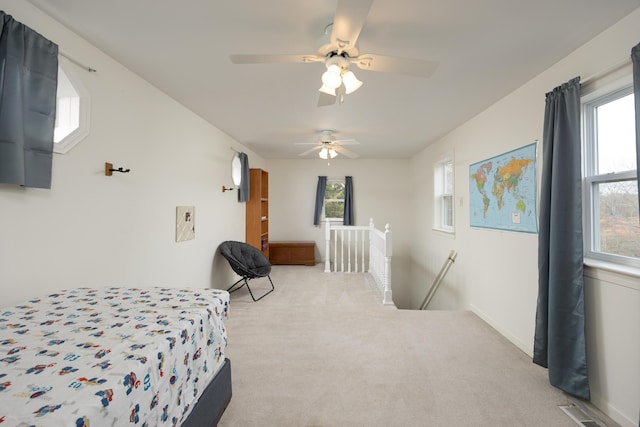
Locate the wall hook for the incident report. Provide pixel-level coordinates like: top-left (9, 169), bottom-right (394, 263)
top-left (222, 185), bottom-right (235, 192)
top-left (105, 162), bottom-right (131, 176)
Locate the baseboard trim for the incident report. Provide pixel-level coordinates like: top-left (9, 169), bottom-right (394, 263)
top-left (469, 306), bottom-right (637, 427)
top-left (469, 304), bottom-right (533, 357)
top-left (588, 394), bottom-right (637, 427)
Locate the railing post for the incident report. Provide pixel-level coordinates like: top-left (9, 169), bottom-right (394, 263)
top-left (340, 229), bottom-right (345, 272)
top-left (368, 218), bottom-right (374, 273)
top-left (354, 230), bottom-right (359, 272)
top-left (361, 229), bottom-right (365, 273)
top-left (382, 223), bottom-right (393, 305)
top-left (347, 228), bottom-right (352, 272)
top-left (333, 229), bottom-right (340, 272)
top-left (324, 219), bottom-right (331, 272)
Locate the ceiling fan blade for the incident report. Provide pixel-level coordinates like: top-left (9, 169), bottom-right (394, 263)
top-left (334, 146), bottom-right (359, 159)
top-left (331, 0), bottom-right (374, 52)
top-left (333, 138), bottom-right (359, 145)
top-left (352, 54), bottom-right (439, 78)
top-left (298, 146), bottom-right (322, 156)
top-left (230, 54), bottom-right (323, 64)
top-left (318, 91), bottom-right (337, 107)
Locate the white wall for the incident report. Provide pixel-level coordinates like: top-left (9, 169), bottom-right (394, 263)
top-left (410, 9), bottom-right (640, 427)
top-left (584, 268), bottom-right (640, 427)
top-left (0, 1), bottom-right (265, 306)
top-left (266, 158), bottom-right (413, 308)
top-left (2, 2), bottom-right (638, 425)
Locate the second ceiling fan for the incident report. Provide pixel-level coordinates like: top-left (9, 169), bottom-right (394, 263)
top-left (296, 130), bottom-right (360, 159)
top-left (230, 0), bottom-right (439, 106)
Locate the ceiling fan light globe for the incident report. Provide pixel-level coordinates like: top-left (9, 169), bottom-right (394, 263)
top-left (319, 84), bottom-right (336, 96)
top-left (322, 65), bottom-right (342, 89)
top-left (326, 64), bottom-right (341, 73)
top-left (319, 147), bottom-right (329, 159)
top-left (342, 70), bottom-right (363, 94)
top-left (329, 148), bottom-right (338, 158)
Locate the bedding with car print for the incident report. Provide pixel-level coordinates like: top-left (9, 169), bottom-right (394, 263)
top-left (0, 286), bottom-right (229, 426)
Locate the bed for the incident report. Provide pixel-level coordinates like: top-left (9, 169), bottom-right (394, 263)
top-left (0, 287), bottom-right (231, 426)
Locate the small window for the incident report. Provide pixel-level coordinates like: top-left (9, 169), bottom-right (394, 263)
top-left (434, 157), bottom-right (454, 232)
top-left (583, 83), bottom-right (640, 267)
top-left (324, 179), bottom-right (345, 221)
top-left (54, 58), bottom-right (90, 154)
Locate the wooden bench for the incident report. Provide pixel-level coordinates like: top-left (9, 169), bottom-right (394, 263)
top-left (269, 241), bottom-right (315, 266)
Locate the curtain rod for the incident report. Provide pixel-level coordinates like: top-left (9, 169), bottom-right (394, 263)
top-left (59, 50), bottom-right (97, 73)
top-left (581, 56), bottom-right (631, 86)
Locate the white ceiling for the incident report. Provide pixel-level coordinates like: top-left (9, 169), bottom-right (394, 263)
top-left (27, 0), bottom-right (640, 159)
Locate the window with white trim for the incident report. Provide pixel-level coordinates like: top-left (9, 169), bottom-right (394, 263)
top-left (434, 157), bottom-right (454, 233)
top-left (324, 178), bottom-right (345, 221)
top-left (582, 80), bottom-right (640, 268)
top-left (54, 58), bottom-right (90, 154)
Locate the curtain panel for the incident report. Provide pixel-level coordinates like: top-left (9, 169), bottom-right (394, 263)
top-left (313, 176), bottom-right (327, 226)
top-left (631, 42), bottom-right (640, 215)
top-left (533, 77), bottom-right (590, 400)
top-left (0, 11), bottom-right (58, 189)
top-left (343, 176), bottom-right (354, 225)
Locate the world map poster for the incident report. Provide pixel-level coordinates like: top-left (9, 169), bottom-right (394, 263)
top-left (469, 142), bottom-right (538, 233)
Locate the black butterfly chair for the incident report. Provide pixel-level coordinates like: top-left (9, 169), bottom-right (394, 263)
top-left (219, 240), bottom-right (275, 302)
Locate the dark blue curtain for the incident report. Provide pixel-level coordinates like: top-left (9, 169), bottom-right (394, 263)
top-left (237, 152), bottom-right (250, 202)
top-left (343, 176), bottom-right (354, 225)
top-left (631, 43), bottom-right (640, 216)
top-left (533, 77), bottom-right (590, 400)
top-left (0, 12), bottom-right (58, 189)
top-left (313, 176), bottom-right (327, 226)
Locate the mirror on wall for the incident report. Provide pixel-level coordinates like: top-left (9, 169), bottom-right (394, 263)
top-left (231, 153), bottom-right (242, 188)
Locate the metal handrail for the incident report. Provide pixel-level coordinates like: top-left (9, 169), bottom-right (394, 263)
top-left (420, 250), bottom-right (457, 310)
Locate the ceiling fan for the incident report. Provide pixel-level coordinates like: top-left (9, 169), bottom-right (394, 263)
top-left (229, 0), bottom-right (438, 106)
top-left (296, 130), bottom-right (360, 159)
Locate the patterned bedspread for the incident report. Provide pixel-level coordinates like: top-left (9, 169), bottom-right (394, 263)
top-left (0, 287), bottom-right (229, 426)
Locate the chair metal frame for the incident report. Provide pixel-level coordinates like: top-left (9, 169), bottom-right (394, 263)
top-left (219, 241), bottom-right (275, 302)
top-left (226, 275), bottom-right (274, 302)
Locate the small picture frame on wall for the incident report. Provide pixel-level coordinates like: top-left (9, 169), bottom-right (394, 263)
top-left (176, 206), bottom-right (195, 242)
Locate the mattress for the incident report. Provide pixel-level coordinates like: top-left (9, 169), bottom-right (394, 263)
top-left (0, 287), bottom-right (229, 426)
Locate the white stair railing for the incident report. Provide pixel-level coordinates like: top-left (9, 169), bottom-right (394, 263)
top-left (324, 218), bottom-right (393, 305)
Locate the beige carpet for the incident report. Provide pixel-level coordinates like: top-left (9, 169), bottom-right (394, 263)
top-left (217, 265), bottom-right (579, 427)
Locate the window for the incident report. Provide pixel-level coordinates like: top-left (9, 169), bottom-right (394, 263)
top-left (434, 157), bottom-right (454, 232)
top-left (54, 58), bottom-right (90, 154)
top-left (324, 179), bottom-right (345, 221)
top-left (583, 81), bottom-right (640, 268)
